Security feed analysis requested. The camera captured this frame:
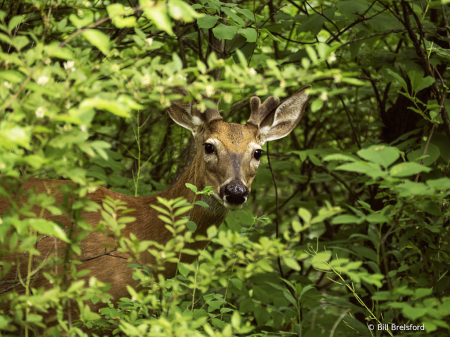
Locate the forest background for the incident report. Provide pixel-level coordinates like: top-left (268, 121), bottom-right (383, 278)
top-left (1, 0), bottom-right (450, 336)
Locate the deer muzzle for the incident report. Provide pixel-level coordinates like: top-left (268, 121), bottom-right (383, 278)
top-left (220, 180), bottom-right (249, 206)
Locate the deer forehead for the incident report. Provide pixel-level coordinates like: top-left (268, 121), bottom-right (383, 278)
top-left (207, 121), bottom-right (258, 152)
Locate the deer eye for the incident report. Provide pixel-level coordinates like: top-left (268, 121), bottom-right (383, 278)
top-left (203, 143), bottom-right (215, 154)
top-left (254, 149), bottom-right (264, 160)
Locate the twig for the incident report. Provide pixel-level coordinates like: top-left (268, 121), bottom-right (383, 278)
top-left (340, 93), bottom-right (361, 149)
top-left (414, 92), bottom-right (446, 182)
top-left (175, 20), bottom-right (188, 68)
top-left (80, 247), bottom-right (127, 262)
top-left (305, 0), bottom-right (341, 33)
top-left (327, 1), bottom-right (387, 44)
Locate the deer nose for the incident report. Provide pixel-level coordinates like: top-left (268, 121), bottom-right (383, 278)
top-left (222, 180), bottom-right (249, 205)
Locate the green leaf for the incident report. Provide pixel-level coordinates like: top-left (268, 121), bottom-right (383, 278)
top-left (415, 76), bottom-right (435, 93)
top-left (212, 23), bottom-right (238, 40)
top-left (283, 257), bottom-right (301, 271)
top-left (0, 33), bottom-right (12, 45)
top-left (311, 251), bottom-right (331, 270)
top-left (140, 0), bottom-right (174, 35)
top-left (168, 0), bottom-right (201, 21)
top-left (222, 7), bottom-right (245, 26)
top-left (416, 200), bottom-right (441, 215)
top-left (178, 262), bottom-right (189, 277)
top-left (337, 0), bottom-right (370, 20)
top-left (197, 15), bottom-right (219, 29)
top-left (0, 70), bottom-right (25, 83)
top-left (26, 314), bottom-right (42, 323)
top-left (8, 15), bottom-right (23, 32)
top-left (186, 221), bottom-right (197, 232)
top-left (407, 143), bottom-right (440, 166)
top-left (185, 183), bottom-right (198, 193)
top-left (80, 97), bottom-right (129, 117)
top-left (310, 98), bottom-right (324, 112)
top-left (298, 208), bottom-right (311, 223)
top-left (13, 36), bottom-right (29, 50)
top-left (389, 162), bottom-right (431, 177)
top-left (386, 68), bottom-right (407, 91)
top-left (107, 4), bottom-right (136, 28)
top-left (335, 161), bottom-right (385, 179)
top-left (238, 28), bottom-right (257, 42)
top-left (235, 8), bottom-right (255, 21)
top-left (28, 219), bottom-right (69, 242)
top-left (83, 305), bottom-right (101, 321)
top-left (366, 213), bottom-right (388, 224)
top-left (427, 177), bottom-right (450, 190)
top-left (331, 214), bottom-right (364, 224)
top-left (254, 306), bottom-right (270, 326)
top-left (412, 288), bottom-right (432, 301)
top-left (207, 225), bottom-right (217, 238)
top-left (357, 145), bottom-right (400, 168)
top-left (230, 278), bottom-right (242, 290)
top-left (69, 12), bottom-right (94, 29)
top-left (46, 43), bottom-right (74, 60)
top-left (82, 29), bottom-right (110, 55)
top-left (322, 153), bottom-right (358, 162)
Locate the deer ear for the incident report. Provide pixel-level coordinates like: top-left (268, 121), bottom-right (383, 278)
top-left (258, 86), bottom-right (310, 143)
top-left (166, 89), bottom-right (205, 135)
top-left (167, 89), bottom-right (223, 136)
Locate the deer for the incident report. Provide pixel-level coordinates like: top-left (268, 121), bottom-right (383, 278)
top-left (0, 86), bottom-right (310, 329)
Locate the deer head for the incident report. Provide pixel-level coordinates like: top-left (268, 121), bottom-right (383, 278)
top-left (167, 86), bottom-right (310, 211)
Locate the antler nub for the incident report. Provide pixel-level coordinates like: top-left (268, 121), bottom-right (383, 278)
top-left (247, 96), bottom-right (280, 127)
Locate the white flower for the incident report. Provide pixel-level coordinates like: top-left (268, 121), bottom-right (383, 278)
top-left (224, 93), bottom-right (232, 104)
top-left (206, 85), bottom-right (214, 97)
top-left (64, 61), bottom-right (75, 71)
top-left (249, 68), bottom-right (257, 75)
top-left (333, 74), bottom-right (342, 83)
top-left (319, 92), bottom-right (328, 101)
top-left (3, 81), bottom-right (12, 89)
top-left (142, 74), bottom-right (150, 86)
top-left (37, 76), bottom-right (49, 85)
top-left (35, 107), bottom-right (45, 118)
top-left (196, 102), bottom-right (206, 112)
top-left (111, 64), bottom-right (120, 73)
top-left (80, 125), bottom-right (87, 132)
top-left (87, 186), bottom-right (97, 194)
top-left (171, 7), bottom-right (183, 20)
top-left (160, 96), bottom-right (170, 108)
top-left (78, 9), bottom-right (83, 16)
top-left (65, 101), bottom-right (71, 109)
top-left (146, 38), bottom-right (153, 46)
top-left (328, 54), bottom-right (337, 63)
top-left (44, 58), bottom-right (51, 65)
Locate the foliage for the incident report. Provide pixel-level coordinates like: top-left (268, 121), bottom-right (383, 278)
top-left (1, 0), bottom-right (450, 336)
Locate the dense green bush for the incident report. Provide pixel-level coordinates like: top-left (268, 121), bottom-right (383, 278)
top-left (1, 0), bottom-right (450, 336)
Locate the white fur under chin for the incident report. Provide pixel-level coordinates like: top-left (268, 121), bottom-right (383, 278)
top-left (223, 201), bottom-right (244, 210)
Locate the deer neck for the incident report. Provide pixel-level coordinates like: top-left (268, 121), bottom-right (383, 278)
top-left (157, 152), bottom-right (229, 235)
